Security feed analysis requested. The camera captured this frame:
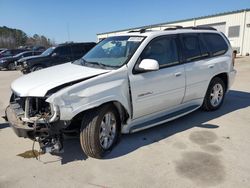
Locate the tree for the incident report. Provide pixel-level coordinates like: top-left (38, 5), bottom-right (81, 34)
top-left (0, 26), bottom-right (54, 49)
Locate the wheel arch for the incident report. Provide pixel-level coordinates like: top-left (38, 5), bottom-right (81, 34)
top-left (69, 100), bottom-right (130, 131)
top-left (211, 72), bottom-right (228, 91)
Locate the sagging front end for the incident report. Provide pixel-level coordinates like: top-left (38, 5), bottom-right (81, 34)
top-left (6, 93), bottom-right (68, 153)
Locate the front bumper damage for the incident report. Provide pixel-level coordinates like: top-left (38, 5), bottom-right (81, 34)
top-left (6, 95), bottom-right (69, 153)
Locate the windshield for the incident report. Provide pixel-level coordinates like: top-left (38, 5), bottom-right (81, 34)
top-left (75, 36), bottom-right (145, 68)
top-left (41, 47), bottom-right (55, 56)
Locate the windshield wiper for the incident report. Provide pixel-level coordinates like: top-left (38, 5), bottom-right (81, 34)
top-left (81, 58), bottom-right (117, 69)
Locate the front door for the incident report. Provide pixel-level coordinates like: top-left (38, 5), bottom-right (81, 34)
top-left (129, 35), bottom-right (186, 119)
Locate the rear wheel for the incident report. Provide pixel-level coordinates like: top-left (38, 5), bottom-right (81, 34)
top-left (202, 77), bottom-right (225, 111)
top-left (80, 104), bottom-right (120, 158)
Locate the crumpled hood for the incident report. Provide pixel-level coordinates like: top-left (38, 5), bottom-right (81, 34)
top-left (11, 63), bottom-right (111, 97)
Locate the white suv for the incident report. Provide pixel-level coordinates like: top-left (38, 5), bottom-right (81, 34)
top-left (6, 26), bottom-right (236, 158)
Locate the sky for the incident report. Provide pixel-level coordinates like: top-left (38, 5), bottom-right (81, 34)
top-left (0, 0), bottom-right (249, 43)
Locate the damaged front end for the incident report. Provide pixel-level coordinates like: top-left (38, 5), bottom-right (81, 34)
top-left (6, 93), bottom-right (69, 154)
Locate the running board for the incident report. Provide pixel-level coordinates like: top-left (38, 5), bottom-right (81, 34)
top-left (130, 105), bottom-right (200, 133)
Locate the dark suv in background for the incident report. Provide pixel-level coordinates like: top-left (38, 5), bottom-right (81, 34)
top-left (0, 51), bottom-right (42, 70)
top-left (18, 42), bottom-right (96, 74)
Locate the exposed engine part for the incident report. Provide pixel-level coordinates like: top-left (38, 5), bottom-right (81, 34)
top-left (38, 134), bottom-right (64, 154)
top-left (10, 94), bottom-right (59, 124)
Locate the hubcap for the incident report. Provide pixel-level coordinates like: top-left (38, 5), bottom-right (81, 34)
top-left (99, 112), bottom-right (117, 150)
top-left (210, 83), bottom-right (223, 107)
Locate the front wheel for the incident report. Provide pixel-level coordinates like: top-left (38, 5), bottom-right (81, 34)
top-left (202, 77), bottom-right (225, 111)
top-left (31, 65), bottom-right (44, 72)
top-left (80, 104), bottom-right (120, 159)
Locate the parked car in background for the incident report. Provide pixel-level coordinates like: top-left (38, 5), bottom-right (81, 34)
top-left (0, 48), bottom-right (7, 53)
top-left (0, 49), bottom-right (28, 58)
top-left (18, 42), bottom-right (96, 74)
top-left (5, 27), bottom-right (236, 158)
top-left (0, 51), bottom-right (42, 70)
top-left (32, 46), bottom-right (46, 52)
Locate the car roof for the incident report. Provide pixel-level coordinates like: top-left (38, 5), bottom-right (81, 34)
top-left (57, 42), bottom-right (96, 47)
top-left (112, 29), bottom-right (220, 38)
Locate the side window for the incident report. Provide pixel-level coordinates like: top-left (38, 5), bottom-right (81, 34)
top-left (202, 33), bottom-right (228, 56)
top-left (85, 44), bottom-right (95, 51)
top-left (23, 52), bottom-right (32, 57)
top-left (71, 45), bottom-right (86, 58)
top-left (181, 34), bottom-right (201, 62)
top-left (72, 45), bottom-right (85, 54)
top-left (54, 46), bottom-right (71, 57)
top-left (140, 36), bottom-right (179, 68)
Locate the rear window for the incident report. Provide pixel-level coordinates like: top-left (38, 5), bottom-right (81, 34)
top-left (202, 33), bottom-right (228, 56)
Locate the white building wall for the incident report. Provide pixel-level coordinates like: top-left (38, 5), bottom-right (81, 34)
top-left (243, 11), bottom-right (250, 55)
top-left (97, 10), bottom-right (250, 55)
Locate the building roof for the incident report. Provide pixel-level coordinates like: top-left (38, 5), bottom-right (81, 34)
top-left (97, 8), bottom-right (250, 35)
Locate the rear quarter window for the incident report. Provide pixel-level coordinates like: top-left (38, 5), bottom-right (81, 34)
top-left (202, 33), bottom-right (228, 56)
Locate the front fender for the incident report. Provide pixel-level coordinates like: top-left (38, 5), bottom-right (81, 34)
top-left (46, 68), bottom-right (131, 121)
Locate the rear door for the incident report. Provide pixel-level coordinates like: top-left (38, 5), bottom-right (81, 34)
top-left (180, 33), bottom-right (228, 103)
top-left (129, 35), bottom-right (186, 118)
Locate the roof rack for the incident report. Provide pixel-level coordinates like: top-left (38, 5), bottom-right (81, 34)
top-left (183, 26), bottom-right (217, 30)
top-left (127, 25), bottom-right (217, 34)
top-left (164, 26), bottom-right (183, 30)
top-left (128, 28), bottom-right (151, 33)
top-left (164, 26), bottom-right (217, 31)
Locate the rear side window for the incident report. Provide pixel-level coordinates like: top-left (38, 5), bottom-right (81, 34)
top-left (71, 44), bottom-right (85, 54)
top-left (181, 34), bottom-right (201, 62)
top-left (202, 33), bottom-right (228, 56)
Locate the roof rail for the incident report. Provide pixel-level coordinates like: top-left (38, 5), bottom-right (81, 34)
top-left (182, 26), bottom-right (217, 30)
top-left (164, 26), bottom-right (183, 30)
top-left (128, 28), bottom-right (151, 33)
top-left (164, 25), bottom-right (217, 31)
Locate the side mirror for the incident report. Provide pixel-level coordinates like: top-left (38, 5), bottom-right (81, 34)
top-left (51, 52), bottom-right (58, 57)
top-left (137, 59), bottom-right (159, 72)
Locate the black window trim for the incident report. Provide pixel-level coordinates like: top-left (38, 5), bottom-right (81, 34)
top-left (133, 34), bottom-right (182, 74)
top-left (179, 33), bottom-right (205, 63)
top-left (200, 32), bottom-right (229, 58)
top-left (179, 32), bottom-right (229, 64)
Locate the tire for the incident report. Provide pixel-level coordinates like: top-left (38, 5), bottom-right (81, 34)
top-left (7, 62), bottom-right (15, 70)
top-left (202, 77), bottom-right (226, 111)
top-left (31, 65), bottom-right (44, 72)
top-left (80, 104), bottom-right (120, 159)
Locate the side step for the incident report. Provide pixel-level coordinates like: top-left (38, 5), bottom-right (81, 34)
top-left (130, 105), bottom-right (199, 133)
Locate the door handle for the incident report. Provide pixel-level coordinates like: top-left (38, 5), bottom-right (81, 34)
top-left (208, 65), bottom-right (214, 69)
top-left (175, 72), bottom-right (182, 77)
